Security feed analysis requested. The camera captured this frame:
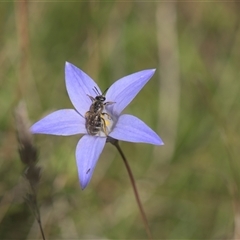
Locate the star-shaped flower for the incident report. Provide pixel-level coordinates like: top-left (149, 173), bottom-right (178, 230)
top-left (31, 62), bottom-right (163, 189)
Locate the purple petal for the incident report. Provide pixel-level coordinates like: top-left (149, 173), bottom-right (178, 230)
top-left (109, 114), bottom-right (163, 145)
top-left (76, 135), bottom-right (106, 189)
top-left (31, 109), bottom-right (87, 136)
top-left (105, 69), bottom-right (156, 116)
top-left (65, 62), bottom-right (101, 116)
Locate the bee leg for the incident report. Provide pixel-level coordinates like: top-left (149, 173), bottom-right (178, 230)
top-left (85, 111), bottom-right (90, 118)
top-left (102, 112), bottom-right (112, 120)
top-left (100, 116), bottom-right (108, 136)
top-left (86, 95), bottom-right (95, 102)
top-left (104, 101), bottom-right (115, 106)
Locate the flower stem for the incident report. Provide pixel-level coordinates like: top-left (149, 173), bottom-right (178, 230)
top-left (110, 139), bottom-right (152, 239)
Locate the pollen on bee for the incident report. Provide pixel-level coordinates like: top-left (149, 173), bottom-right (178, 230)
top-left (105, 118), bottom-right (110, 126)
top-left (99, 111), bottom-right (114, 136)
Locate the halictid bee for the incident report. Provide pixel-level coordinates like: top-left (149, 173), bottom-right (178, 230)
top-left (85, 87), bottom-right (114, 136)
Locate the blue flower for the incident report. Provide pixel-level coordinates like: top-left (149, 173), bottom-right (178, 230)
top-left (31, 62), bottom-right (163, 189)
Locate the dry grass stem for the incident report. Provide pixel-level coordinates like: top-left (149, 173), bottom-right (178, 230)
top-left (15, 101), bottom-right (45, 240)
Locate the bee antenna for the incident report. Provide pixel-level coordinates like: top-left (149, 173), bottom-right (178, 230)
top-left (93, 86), bottom-right (100, 96)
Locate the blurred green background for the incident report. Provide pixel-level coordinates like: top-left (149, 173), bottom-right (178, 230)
top-left (1, 1), bottom-right (240, 239)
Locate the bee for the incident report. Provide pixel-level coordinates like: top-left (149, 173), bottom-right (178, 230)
top-left (85, 87), bottom-right (114, 136)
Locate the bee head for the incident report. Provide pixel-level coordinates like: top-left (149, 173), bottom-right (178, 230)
top-left (95, 95), bottom-right (106, 102)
